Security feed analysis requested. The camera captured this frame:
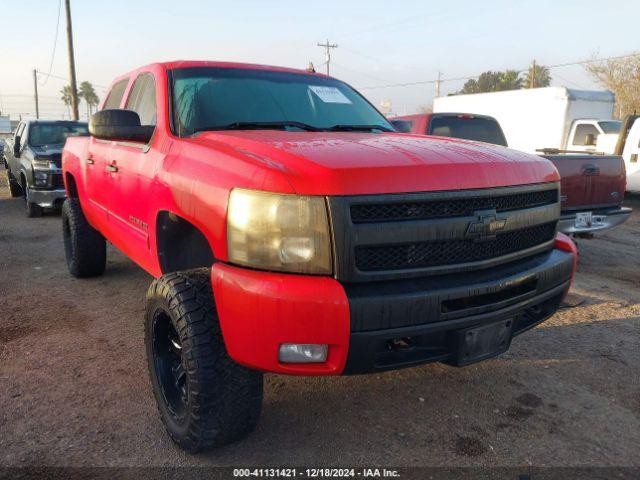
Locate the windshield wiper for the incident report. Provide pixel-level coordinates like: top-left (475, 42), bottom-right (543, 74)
top-left (193, 121), bottom-right (320, 134)
top-left (325, 124), bottom-right (394, 133)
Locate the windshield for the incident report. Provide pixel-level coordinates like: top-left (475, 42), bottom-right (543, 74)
top-left (598, 120), bottom-right (622, 134)
top-left (171, 67), bottom-right (393, 136)
top-left (427, 115), bottom-right (507, 146)
top-left (29, 122), bottom-right (89, 147)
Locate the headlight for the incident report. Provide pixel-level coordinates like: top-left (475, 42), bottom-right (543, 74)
top-left (34, 171), bottom-right (49, 187)
top-left (227, 189), bottom-right (332, 274)
top-left (32, 157), bottom-right (52, 170)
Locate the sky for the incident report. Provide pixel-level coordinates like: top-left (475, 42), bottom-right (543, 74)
top-left (0, 0), bottom-right (637, 120)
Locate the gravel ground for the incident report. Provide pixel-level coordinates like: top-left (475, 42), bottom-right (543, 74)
top-left (1, 166), bottom-right (639, 469)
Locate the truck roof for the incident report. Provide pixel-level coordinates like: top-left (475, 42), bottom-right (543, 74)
top-left (110, 60), bottom-right (327, 84)
top-left (392, 112), bottom-right (499, 122)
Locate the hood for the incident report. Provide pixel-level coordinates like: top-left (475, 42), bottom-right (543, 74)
top-left (189, 131), bottom-right (559, 195)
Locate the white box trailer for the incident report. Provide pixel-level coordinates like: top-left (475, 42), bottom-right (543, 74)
top-left (433, 87), bottom-right (616, 154)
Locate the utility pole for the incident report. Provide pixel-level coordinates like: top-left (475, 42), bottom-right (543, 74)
top-left (317, 39), bottom-right (338, 75)
top-left (64, 0), bottom-right (79, 120)
top-left (435, 71), bottom-right (442, 98)
top-left (530, 59), bottom-right (536, 89)
top-left (33, 69), bottom-right (40, 119)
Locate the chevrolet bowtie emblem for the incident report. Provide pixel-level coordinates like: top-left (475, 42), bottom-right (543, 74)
top-left (466, 209), bottom-right (507, 242)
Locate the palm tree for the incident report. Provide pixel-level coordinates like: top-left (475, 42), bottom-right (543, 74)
top-left (498, 70), bottom-right (523, 91)
top-left (523, 63), bottom-right (551, 88)
top-left (79, 81), bottom-right (100, 118)
top-left (60, 85), bottom-right (75, 118)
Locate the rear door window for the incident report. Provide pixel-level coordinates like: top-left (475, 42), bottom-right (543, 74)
top-left (103, 79), bottom-right (129, 110)
top-left (428, 115), bottom-right (507, 146)
top-left (125, 73), bottom-right (157, 126)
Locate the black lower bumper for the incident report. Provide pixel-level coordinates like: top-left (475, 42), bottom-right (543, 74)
top-left (342, 249), bottom-right (573, 374)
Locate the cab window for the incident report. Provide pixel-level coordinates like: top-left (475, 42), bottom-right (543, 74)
top-left (125, 73), bottom-right (157, 126)
top-left (391, 119), bottom-right (414, 133)
top-left (573, 124), bottom-right (599, 146)
top-left (103, 79), bottom-right (129, 110)
top-left (428, 115), bottom-right (507, 146)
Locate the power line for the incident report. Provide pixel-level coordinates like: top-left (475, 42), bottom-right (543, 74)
top-left (35, 69), bottom-right (107, 89)
top-left (358, 52), bottom-right (640, 90)
top-left (40, 0), bottom-right (62, 86)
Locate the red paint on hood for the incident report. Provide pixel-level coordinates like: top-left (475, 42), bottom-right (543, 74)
top-left (188, 131), bottom-right (559, 195)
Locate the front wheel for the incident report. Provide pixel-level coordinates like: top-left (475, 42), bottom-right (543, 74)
top-left (145, 268), bottom-right (263, 452)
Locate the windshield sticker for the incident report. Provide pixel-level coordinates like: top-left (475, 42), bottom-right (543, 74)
top-left (309, 86), bottom-right (351, 104)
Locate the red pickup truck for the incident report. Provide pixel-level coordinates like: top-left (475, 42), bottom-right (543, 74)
top-left (62, 61), bottom-right (576, 452)
top-left (391, 113), bottom-right (631, 235)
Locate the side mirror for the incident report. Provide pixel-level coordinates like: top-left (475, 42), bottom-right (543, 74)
top-left (89, 109), bottom-right (154, 143)
top-left (584, 133), bottom-right (596, 146)
top-left (13, 135), bottom-right (21, 157)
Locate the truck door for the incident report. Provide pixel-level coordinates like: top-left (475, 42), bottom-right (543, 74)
top-left (623, 121), bottom-right (640, 192)
top-left (104, 72), bottom-right (160, 272)
top-left (85, 79), bottom-right (130, 229)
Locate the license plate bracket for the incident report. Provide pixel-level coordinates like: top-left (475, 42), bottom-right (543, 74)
top-left (453, 319), bottom-right (514, 366)
top-left (575, 212), bottom-right (593, 228)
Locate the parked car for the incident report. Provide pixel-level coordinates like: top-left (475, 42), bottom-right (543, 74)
top-left (1, 140), bottom-right (6, 168)
top-left (4, 120), bottom-right (88, 216)
top-left (613, 114), bottom-right (640, 193)
top-left (392, 112), bottom-right (631, 236)
top-left (62, 61), bottom-right (577, 452)
top-left (431, 87), bottom-right (620, 154)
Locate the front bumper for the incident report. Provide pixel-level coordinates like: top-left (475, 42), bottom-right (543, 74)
top-left (212, 239), bottom-right (575, 376)
top-left (28, 188), bottom-right (66, 208)
top-left (558, 206), bottom-right (631, 234)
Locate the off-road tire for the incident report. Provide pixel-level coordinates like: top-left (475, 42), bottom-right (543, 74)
top-left (61, 198), bottom-right (106, 277)
top-left (145, 268), bottom-right (263, 452)
top-left (7, 170), bottom-right (23, 198)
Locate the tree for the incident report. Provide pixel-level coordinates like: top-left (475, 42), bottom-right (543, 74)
top-left (459, 71), bottom-right (502, 94)
top-left (499, 70), bottom-right (523, 90)
top-left (585, 53), bottom-right (640, 118)
top-left (79, 81), bottom-right (100, 118)
top-left (459, 70), bottom-right (523, 94)
top-left (60, 85), bottom-right (76, 118)
top-left (523, 63), bottom-right (551, 88)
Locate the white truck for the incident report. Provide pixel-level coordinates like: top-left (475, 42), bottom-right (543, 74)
top-left (433, 87), bottom-right (620, 154)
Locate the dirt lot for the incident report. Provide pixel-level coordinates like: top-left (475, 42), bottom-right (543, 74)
top-left (1, 166), bottom-right (639, 469)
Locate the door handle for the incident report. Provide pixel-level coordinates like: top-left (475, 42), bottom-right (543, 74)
top-left (86, 158), bottom-right (95, 165)
top-left (106, 164), bottom-right (118, 173)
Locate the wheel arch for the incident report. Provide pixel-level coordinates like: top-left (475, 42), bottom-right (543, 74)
top-left (155, 211), bottom-right (216, 274)
top-left (65, 172), bottom-right (79, 198)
